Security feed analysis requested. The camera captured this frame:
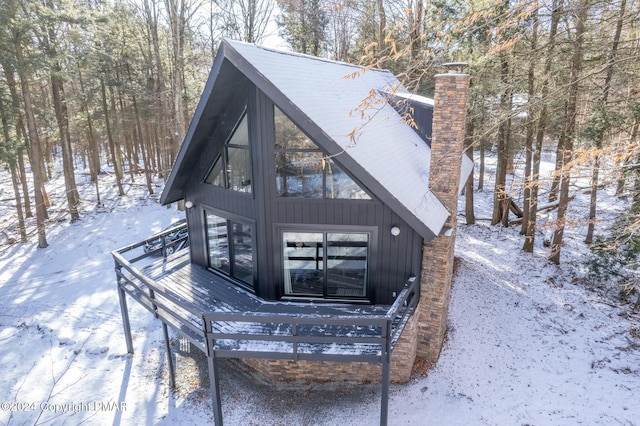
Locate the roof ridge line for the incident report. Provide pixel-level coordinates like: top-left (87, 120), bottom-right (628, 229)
top-left (223, 38), bottom-right (391, 75)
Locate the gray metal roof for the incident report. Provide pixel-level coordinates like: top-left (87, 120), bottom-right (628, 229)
top-left (162, 39), bottom-right (471, 240)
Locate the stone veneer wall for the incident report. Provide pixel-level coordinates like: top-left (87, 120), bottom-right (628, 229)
top-left (239, 311), bottom-right (420, 384)
top-left (416, 71), bottom-right (471, 362)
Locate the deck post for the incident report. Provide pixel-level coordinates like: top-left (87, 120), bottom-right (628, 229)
top-left (204, 316), bottom-right (223, 425)
top-left (208, 353), bottom-right (223, 425)
top-left (116, 274), bottom-right (134, 354)
top-left (149, 288), bottom-right (159, 318)
top-left (380, 320), bottom-right (391, 426)
top-left (162, 322), bottom-right (176, 388)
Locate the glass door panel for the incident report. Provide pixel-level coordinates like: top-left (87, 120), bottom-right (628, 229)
top-left (326, 233), bottom-right (368, 297)
top-left (206, 213), bottom-right (229, 274)
top-left (283, 232), bottom-right (323, 296)
top-left (230, 221), bottom-right (253, 285)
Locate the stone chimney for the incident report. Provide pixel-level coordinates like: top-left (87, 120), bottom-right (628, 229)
top-left (417, 65), bottom-right (470, 362)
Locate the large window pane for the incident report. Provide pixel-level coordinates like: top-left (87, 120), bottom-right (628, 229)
top-left (206, 212), bottom-right (254, 290)
top-left (276, 151), bottom-right (323, 198)
top-left (274, 105), bottom-right (371, 200)
top-left (204, 154), bottom-right (224, 186)
top-left (207, 213), bottom-right (229, 274)
top-left (283, 232), bottom-right (323, 296)
top-left (204, 113), bottom-right (251, 193)
top-left (230, 221), bottom-right (253, 285)
top-left (229, 114), bottom-right (249, 146)
top-left (325, 159), bottom-right (371, 200)
top-left (227, 147), bottom-right (252, 192)
top-left (326, 233), bottom-right (368, 297)
top-left (274, 107), bottom-right (317, 150)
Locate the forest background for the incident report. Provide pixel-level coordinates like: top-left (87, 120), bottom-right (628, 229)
top-left (1, 0), bottom-right (639, 307)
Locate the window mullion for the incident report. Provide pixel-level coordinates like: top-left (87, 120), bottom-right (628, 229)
top-left (322, 232), bottom-right (328, 298)
top-left (227, 219), bottom-right (234, 276)
top-left (223, 148), bottom-right (229, 189)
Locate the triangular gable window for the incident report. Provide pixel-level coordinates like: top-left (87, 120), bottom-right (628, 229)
top-left (204, 113), bottom-right (252, 193)
top-left (273, 106), bottom-right (370, 200)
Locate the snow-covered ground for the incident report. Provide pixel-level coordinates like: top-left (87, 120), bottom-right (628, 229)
top-left (0, 154), bottom-right (639, 425)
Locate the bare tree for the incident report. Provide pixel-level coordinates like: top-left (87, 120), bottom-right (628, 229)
top-left (40, 0), bottom-right (81, 222)
top-left (216, 0), bottom-right (274, 44)
top-left (549, 0), bottom-right (589, 264)
top-left (523, 0), bottom-right (561, 253)
top-left (14, 31), bottom-right (49, 248)
top-left (584, 0), bottom-right (626, 244)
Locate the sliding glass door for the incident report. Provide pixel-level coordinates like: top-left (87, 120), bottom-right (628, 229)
top-left (282, 230), bottom-right (369, 299)
top-left (206, 211), bottom-right (254, 290)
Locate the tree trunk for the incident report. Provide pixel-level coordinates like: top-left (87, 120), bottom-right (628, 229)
top-left (17, 150), bottom-right (32, 218)
top-left (478, 135), bottom-right (485, 191)
top-left (15, 38), bottom-right (48, 248)
top-left (145, 0), bottom-right (177, 179)
top-left (100, 78), bottom-right (125, 196)
top-left (632, 152), bottom-right (640, 213)
top-left (109, 84), bottom-right (128, 184)
top-left (491, 52), bottom-right (512, 226)
top-left (129, 81), bottom-right (154, 195)
top-left (42, 3), bottom-right (80, 222)
top-left (377, 0), bottom-right (386, 53)
top-left (521, 4), bottom-right (538, 235)
top-left (165, 0), bottom-right (187, 149)
top-left (115, 83), bottom-right (136, 183)
top-left (0, 89), bottom-right (27, 242)
top-left (50, 70), bottom-right (80, 222)
top-left (465, 114), bottom-right (475, 225)
top-left (616, 149), bottom-right (632, 196)
top-left (10, 162), bottom-right (28, 242)
top-left (409, 0), bottom-right (423, 60)
top-left (549, 0), bottom-right (589, 264)
top-left (77, 66), bottom-right (101, 203)
top-left (1, 61), bottom-right (33, 218)
top-left (548, 128), bottom-right (565, 203)
top-left (585, 0), bottom-right (626, 244)
top-left (524, 0), bottom-right (560, 253)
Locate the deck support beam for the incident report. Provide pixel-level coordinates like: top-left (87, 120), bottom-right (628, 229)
top-left (162, 322), bottom-right (176, 388)
top-left (117, 281), bottom-right (134, 354)
top-left (380, 320), bottom-right (391, 426)
top-left (207, 353), bottom-right (223, 425)
top-left (204, 317), bottom-right (223, 425)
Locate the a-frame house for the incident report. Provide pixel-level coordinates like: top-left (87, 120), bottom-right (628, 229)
top-left (113, 39), bottom-right (472, 425)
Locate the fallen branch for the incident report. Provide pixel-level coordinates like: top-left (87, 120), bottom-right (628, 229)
top-left (537, 195), bottom-right (576, 213)
top-left (509, 198), bottom-right (523, 218)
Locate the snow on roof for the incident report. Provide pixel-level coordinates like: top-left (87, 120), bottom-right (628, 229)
top-left (391, 90), bottom-right (436, 106)
top-left (224, 40), bottom-right (451, 238)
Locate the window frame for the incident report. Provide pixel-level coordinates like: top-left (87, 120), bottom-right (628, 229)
top-left (203, 110), bottom-right (252, 194)
top-left (277, 224), bottom-right (377, 302)
top-left (273, 106), bottom-right (372, 200)
top-left (204, 207), bottom-right (256, 293)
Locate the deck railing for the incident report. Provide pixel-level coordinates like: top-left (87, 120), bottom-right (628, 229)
top-left (202, 278), bottom-right (418, 426)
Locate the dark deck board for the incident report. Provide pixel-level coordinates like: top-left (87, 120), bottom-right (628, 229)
top-left (140, 251), bottom-right (391, 319)
top-left (115, 245), bottom-right (417, 366)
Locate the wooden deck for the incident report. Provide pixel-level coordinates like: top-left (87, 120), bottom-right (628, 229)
top-left (112, 223), bottom-right (418, 426)
top-left (119, 250), bottom-right (402, 354)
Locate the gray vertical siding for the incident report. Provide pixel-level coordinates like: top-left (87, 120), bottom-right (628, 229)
top-left (183, 84), bottom-right (423, 305)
